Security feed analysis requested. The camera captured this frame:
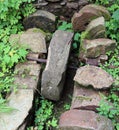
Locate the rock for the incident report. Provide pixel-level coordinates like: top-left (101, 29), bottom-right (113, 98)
top-left (71, 84), bottom-right (101, 111)
top-left (26, 53), bottom-right (40, 64)
top-left (46, 0), bottom-right (61, 2)
top-left (85, 17), bottom-right (106, 39)
top-left (9, 29), bottom-right (47, 53)
top-left (15, 62), bottom-right (41, 77)
top-left (41, 30), bottom-right (74, 101)
top-left (0, 89), bottom-right (34, 130)
top-left (79, 38), bottom-right (116, 58)
top-left (59, 110), bottom-right (114, 130)
top-left (74, 65), bottom-right (114, 89)
top-left (14, 76), bottom-right (38, 90)
top-left (72, 4), bottom-right (110, 31)
top-left (23, 10), bottom-right (56, 32)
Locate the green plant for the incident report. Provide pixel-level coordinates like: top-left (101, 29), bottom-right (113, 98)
top-left (35, 98), bottom-right (58, 130)
top-left (64, 103), bottom-right (70, 110)
top-left (0, 0), bottom-right (35, 113)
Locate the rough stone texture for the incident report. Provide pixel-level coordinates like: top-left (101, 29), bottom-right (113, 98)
top-left (46, 0), bottom-right (60, 2)
top-left (33, 0), bottom-right (88, 21)
top-left (0, 89), bottom-right (33, 130)
top-left (15, 62), bottom-right (41, 77)
top-left (71, 84), bottom-right (101, 111)
top-left (72, 4), bottom-right (110, 31)
top-left (23, 10), bottom-right (56, 32)
top-left (85, 16), bottom-right (106, 39)
top-left (41, 30), bottom-right (74, 101)
top-left (9, 29), bottom-right (47, 53)
top-left (74, 65), bottom-right (114, 89)
top-left (14, 76), bottom-right (38, 90)
top-left (79, 38), bottom-right (116, 58)
top-left (59, 110), bottom-right (114, 130)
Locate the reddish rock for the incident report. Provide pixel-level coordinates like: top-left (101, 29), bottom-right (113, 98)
top-left (72, 4), bottom-right (110, 31)
top-left (71, 85), bottom-right (101, 111)
top-left (59, 110), bottom-right (114, 130)
top-left (74, 65), bottom-right (114, 89)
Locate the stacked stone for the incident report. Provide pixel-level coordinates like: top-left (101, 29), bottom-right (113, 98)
top-left (59, 4), bottom-right (115, 130)
top-left (33, 0), bottom-right (88, 21)
top-left (0, 28), bottom-right (47, 130)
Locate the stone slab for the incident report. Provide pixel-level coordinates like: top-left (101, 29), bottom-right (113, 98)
top-left (74, 65), bottom-right (114, 89)
top-left (71, 85), bottom-right (101, 111)
top-left (23, 10), bottom-right (56, 32)
top-left (79, 38), bottom-right (116, 58)
top-left (59, 110), bottom-right (114, 130)
top-left (15, 62), bottom-right (41, 77)
top-left (0, 89), bottom-right (33, 130)
top-left (41, 30), bottom-right (74, 101)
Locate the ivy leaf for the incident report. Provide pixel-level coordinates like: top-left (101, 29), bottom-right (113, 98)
top-left (112, 9), bottom-right (119, 20)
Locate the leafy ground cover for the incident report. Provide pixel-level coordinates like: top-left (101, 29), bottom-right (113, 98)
top-left (0, 0), bottom-right (35, 113)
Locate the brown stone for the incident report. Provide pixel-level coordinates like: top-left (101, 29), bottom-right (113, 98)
top-left (79, 38), bottom-right (116, 58)
top-left (74, 65), bottom-right (114, 89)
top-left (72, 4), bottom-right (110, 31)
top-left (85, 16), bottom-right (106, 39)
top-left (71, 85), bottom-right (101, 111)
top-left (59, 110), bottom-right (114, 130)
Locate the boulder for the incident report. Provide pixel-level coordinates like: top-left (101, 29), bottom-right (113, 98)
top-left (23, 10), bottom-right (56, 32)
top-left (84, 16), bottom-right (106, 39)
top-left (72, 4), bottom-right (110, 31)
top-left (79, 38), bottom-right (116, 58)
top-left (71, 84), bottom-right (101, 111)
top-left (0, 89), bottom-right (34, 130)
top-left (41, 30), bottom-right (74, 101)
top-left (74, 65), bottom-right (114, 89)
top-left (9, 28), bottom-right (47, 54)
top-left (59, 110), bottom-right (114, 130)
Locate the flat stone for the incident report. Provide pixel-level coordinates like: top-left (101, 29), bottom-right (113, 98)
top-left (79, 38), bottom-right (116, 58)
top-left (9, 29), bottom-right (47, 53)
top-left (74, 65), bottom-right (114, 89)
top-left (23, 10), bottom-right (56, 32)
top-left (41, 30), bottom-right (74, 101)
top-left (72, 4), bottom-right (110, 31)
top-left (14, 76), bottom-right (38, 90)
top-left (15, 62), bottom-right (41, 77)
top-left (0, 89), bottom-right (34, 130)
top-left (85, 17), bottom-right (106, 39)
top-left (71, 84), bottom-right (101, 111)
top-left (59, 110), bottom-right (114, 130)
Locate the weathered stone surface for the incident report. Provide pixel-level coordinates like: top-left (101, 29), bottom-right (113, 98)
top-left (9, 29), bottom-right (47, 53)
top-left (23, 10), bottom-right (56, 32)
top-left (14, 76), bottom-right (38, 90)
top-left (72, 4), bottom-right (110, 31)
top-left (59, 110), bottom-right (114, 130)
top-left (85, 17), bottom-right (106, 39)
top-left (46, 0), bottom-right (61, 2)
top-left (26, 53), bottom-right (40, 64)
top-left (71, 85), bottom-right (101, 111)
top-left (74, 65), bottom-right (114, 89)
top-left (41, 30), bottom-right (73, 101)
top-left (0, 89), bottom-right (34, 130)
top-left (15, 62), bottom-right (41, 77)
top-left (80, 38), bottom-right (116, 58)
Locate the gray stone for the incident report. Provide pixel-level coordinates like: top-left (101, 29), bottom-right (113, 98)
top-left (26, 53), bottom-right (40, 64)
top-left (23, 10), bottom-right (56, 32)
top-left (41, 30), bottom-right (74, 101)
top-left (71, 84), bottom-right (101, 111)
top-left (0, 89), bottom-right (34, 130)
top-left (59, 110), bottom-right (114, 130)
top-left (74, 65), bottom-right (114, 89)
top-left (85, 17), bottom-right (106, 39)
top-left (72, 4), bottom-right (110, 31)
top-left (79, 38), bottom-right (116, 58)
top-left (15, 62), bottom-right (41, 77)
top-left (47, 0), bottom-right (61, 2)
top-left (9, 29), bottom-right (47, 53)
top-left (14, 76), bottom-right (38, 90)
